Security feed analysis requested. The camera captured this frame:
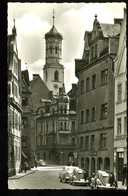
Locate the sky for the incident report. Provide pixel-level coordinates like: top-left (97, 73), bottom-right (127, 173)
top-left (8, 2), bottom-right (126, 92)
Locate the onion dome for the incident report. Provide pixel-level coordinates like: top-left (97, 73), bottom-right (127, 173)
top-left (45, 25), bottom-right (63, 39)
top-left (45, 10), bottom-right (63, 39)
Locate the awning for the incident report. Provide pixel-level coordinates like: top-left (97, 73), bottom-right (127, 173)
top-left (22, 151), bottom-right (28, 159)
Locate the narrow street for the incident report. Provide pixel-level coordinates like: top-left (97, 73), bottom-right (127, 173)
top-left (8, 166), bottom-right (90, 190)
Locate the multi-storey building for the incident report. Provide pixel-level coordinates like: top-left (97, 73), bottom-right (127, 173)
top-left (114, 9), bottom-right (127, 181)
top-left (75, 15), bottom-right (122, 176)
top-left (21, 70), bottom-right (36, 168)
top-left (8, 20), bottom-right (22, 176)
top-left (32, 12), bottom-right (77, 165)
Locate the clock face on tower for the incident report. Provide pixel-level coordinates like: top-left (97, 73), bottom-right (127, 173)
top-left (54, 84), bottom-right (58, 89)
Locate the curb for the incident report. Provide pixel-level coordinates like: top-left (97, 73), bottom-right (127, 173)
top-left (9, 169), bottom-right (37, 180)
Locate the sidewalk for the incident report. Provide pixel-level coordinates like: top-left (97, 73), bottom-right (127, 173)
top-left (117, 181), bottom-right (127, 190)
top-left (8, 168), bottom-right (38, 180)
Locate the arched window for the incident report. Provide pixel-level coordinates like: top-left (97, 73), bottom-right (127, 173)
top-left (81, 157), bottom-right (84, 169)
top-left (97, 157), bottom-right (103, 170)
top-left (104, 157), bottom-right (110, 170)
top-left (54, 70), bottom-right (59, 81)
top-left (91, 157), bottom-right (95, 176)
top-left (85, 157), bottom-right (89, 171)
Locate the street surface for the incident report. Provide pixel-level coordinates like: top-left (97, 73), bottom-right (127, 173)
top-left (8, 166), bottom-right (90, 190)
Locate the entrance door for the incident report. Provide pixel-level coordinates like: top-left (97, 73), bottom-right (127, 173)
top-left (117, 152), bottom-right (124, 181)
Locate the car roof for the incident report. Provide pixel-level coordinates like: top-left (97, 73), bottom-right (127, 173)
top-left (64, 166), bottom-right (79, 169)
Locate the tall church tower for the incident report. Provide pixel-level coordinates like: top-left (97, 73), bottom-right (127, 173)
top-left (43, 10), bottom-right (64, 95)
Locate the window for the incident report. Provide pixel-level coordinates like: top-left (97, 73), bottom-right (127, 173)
top-left (101, 69), bottom-right (108, 85)
top-left (117, 118), bottom-right (121, 135)
top-left (95, 44), bottom-right (97, 58)
top-left (71, 121), bottom-right (75, 131)
top-left (80, 136), bottom-right (84, 150)
top-left (60, 106), bottom-right (63, 113)
top-left (101, 103), bottom-right (108, 119)
top-left (85, 136), bottom-right (89, 150)
top-left (86, 109), bottom-right (89, 123)
top-left (22, 117), bottom-right (27, 127)
top-left (71, 138), bottom-right (75, 145)
top-left (8, 84), bottom-right (11, 95)
top-left (64, 122), bottom-right (66, 130)
top-left (90, 135), bottom-right (95, 150)
top-left (92, 74), bottom-right (96, 89)
top-left (86, 78), bottom-right (90, 92)
top-left (99, 133), bottom-right (107, 148)
top-left (22, 97), bottom-right (28, 106)
top-left (64, 106), bottom-right (67, 113)
top-left (52, 122), bottom-right (54, 131)
top-left (81, 111), bottom-right (84, 124)
top-left (81, 80), bottom-right (84, 94)
top-left (55, 47), bottom-right (58, 54)
top-left (60, 122), bottom-right (63, 130)
top-left (54, 70), bottom-right (59, 81)
top-left (124, 117), bottom-right (127, 134)
top-left (22, 139), bottom-right (27, 148)
top-left (46, 71), bottom-right (48, 81)
top-left (117, 83), bottom-right (122, 102)
top-left (91, 107), bottom-right (96, 122)
top-left (50, 47), bottom-right (52, 54)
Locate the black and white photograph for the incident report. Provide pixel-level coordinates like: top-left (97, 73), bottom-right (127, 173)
top-left (7, 2), bottom-right (127, 190)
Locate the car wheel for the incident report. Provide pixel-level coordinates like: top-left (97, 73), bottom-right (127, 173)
top-left (60, 178), bottom-right (62, 182)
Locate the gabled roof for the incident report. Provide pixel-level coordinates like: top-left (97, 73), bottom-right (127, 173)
top-left (30, 75), bottom-right (51, 111)
top-left (100, 23), bottom-right (121, 37)
top-left (21, 70), bottom-right (30, 87)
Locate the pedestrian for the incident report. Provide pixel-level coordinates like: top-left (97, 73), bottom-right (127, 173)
top-left (122, 164), bottom-right (127, 187)
top-left (83, 169), bottom-right (88, 181)
top-left (24, 161), bottom-right (28, 173)
top-left (34, 160), bottom-right (37, 168)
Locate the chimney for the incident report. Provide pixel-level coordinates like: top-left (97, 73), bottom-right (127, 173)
top-left (33, 74), bottom-right (39, 80)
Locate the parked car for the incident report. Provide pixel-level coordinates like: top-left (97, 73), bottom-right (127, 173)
top-left (37, 159), bottom-right (47, 167)
top-left (69, 168), bottom-right (89, 186)
top-left (90, 170), bottom-right (117, 190)
top-left (59, 166), bottom-right (79, 182)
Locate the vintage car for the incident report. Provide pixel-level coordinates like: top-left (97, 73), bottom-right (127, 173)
top-left (90, 170), bottom-right (117, 190)
top-left (69, 168), bottom-right (89, 186)
top-left (37, 159), bottom-right (47, 166)
top-left (59, 166), bottom-right (79, 182)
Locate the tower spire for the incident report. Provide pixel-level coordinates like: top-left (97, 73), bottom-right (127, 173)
top-left (52, 9), bottom-right (55, 26)
top-left (12, 13), bottom-right (17, 36)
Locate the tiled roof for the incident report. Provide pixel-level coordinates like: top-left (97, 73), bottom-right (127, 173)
top-left (30, 76), bottom-right (50, 111)
top-left (100, 23), bottom-right (121, 37)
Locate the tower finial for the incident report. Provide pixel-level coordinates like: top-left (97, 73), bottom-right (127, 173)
top-left (12, 13), bottom-right (17, 36)
top-left (52, 9), bottom-right (55, 26)
top-left (95, 13), bottom-right (97, 20)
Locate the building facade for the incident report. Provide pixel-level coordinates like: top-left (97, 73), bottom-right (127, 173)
top-left (75, 15), bottom-right (122, 176)
top-left (36, 84), bottom-right (77, 165)
top-left (21, 70), bottom-right (36, 169)
top-left (114, 9), bottom-right (127, 181)
top-left (8, 20), bottom-right (22, 176)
